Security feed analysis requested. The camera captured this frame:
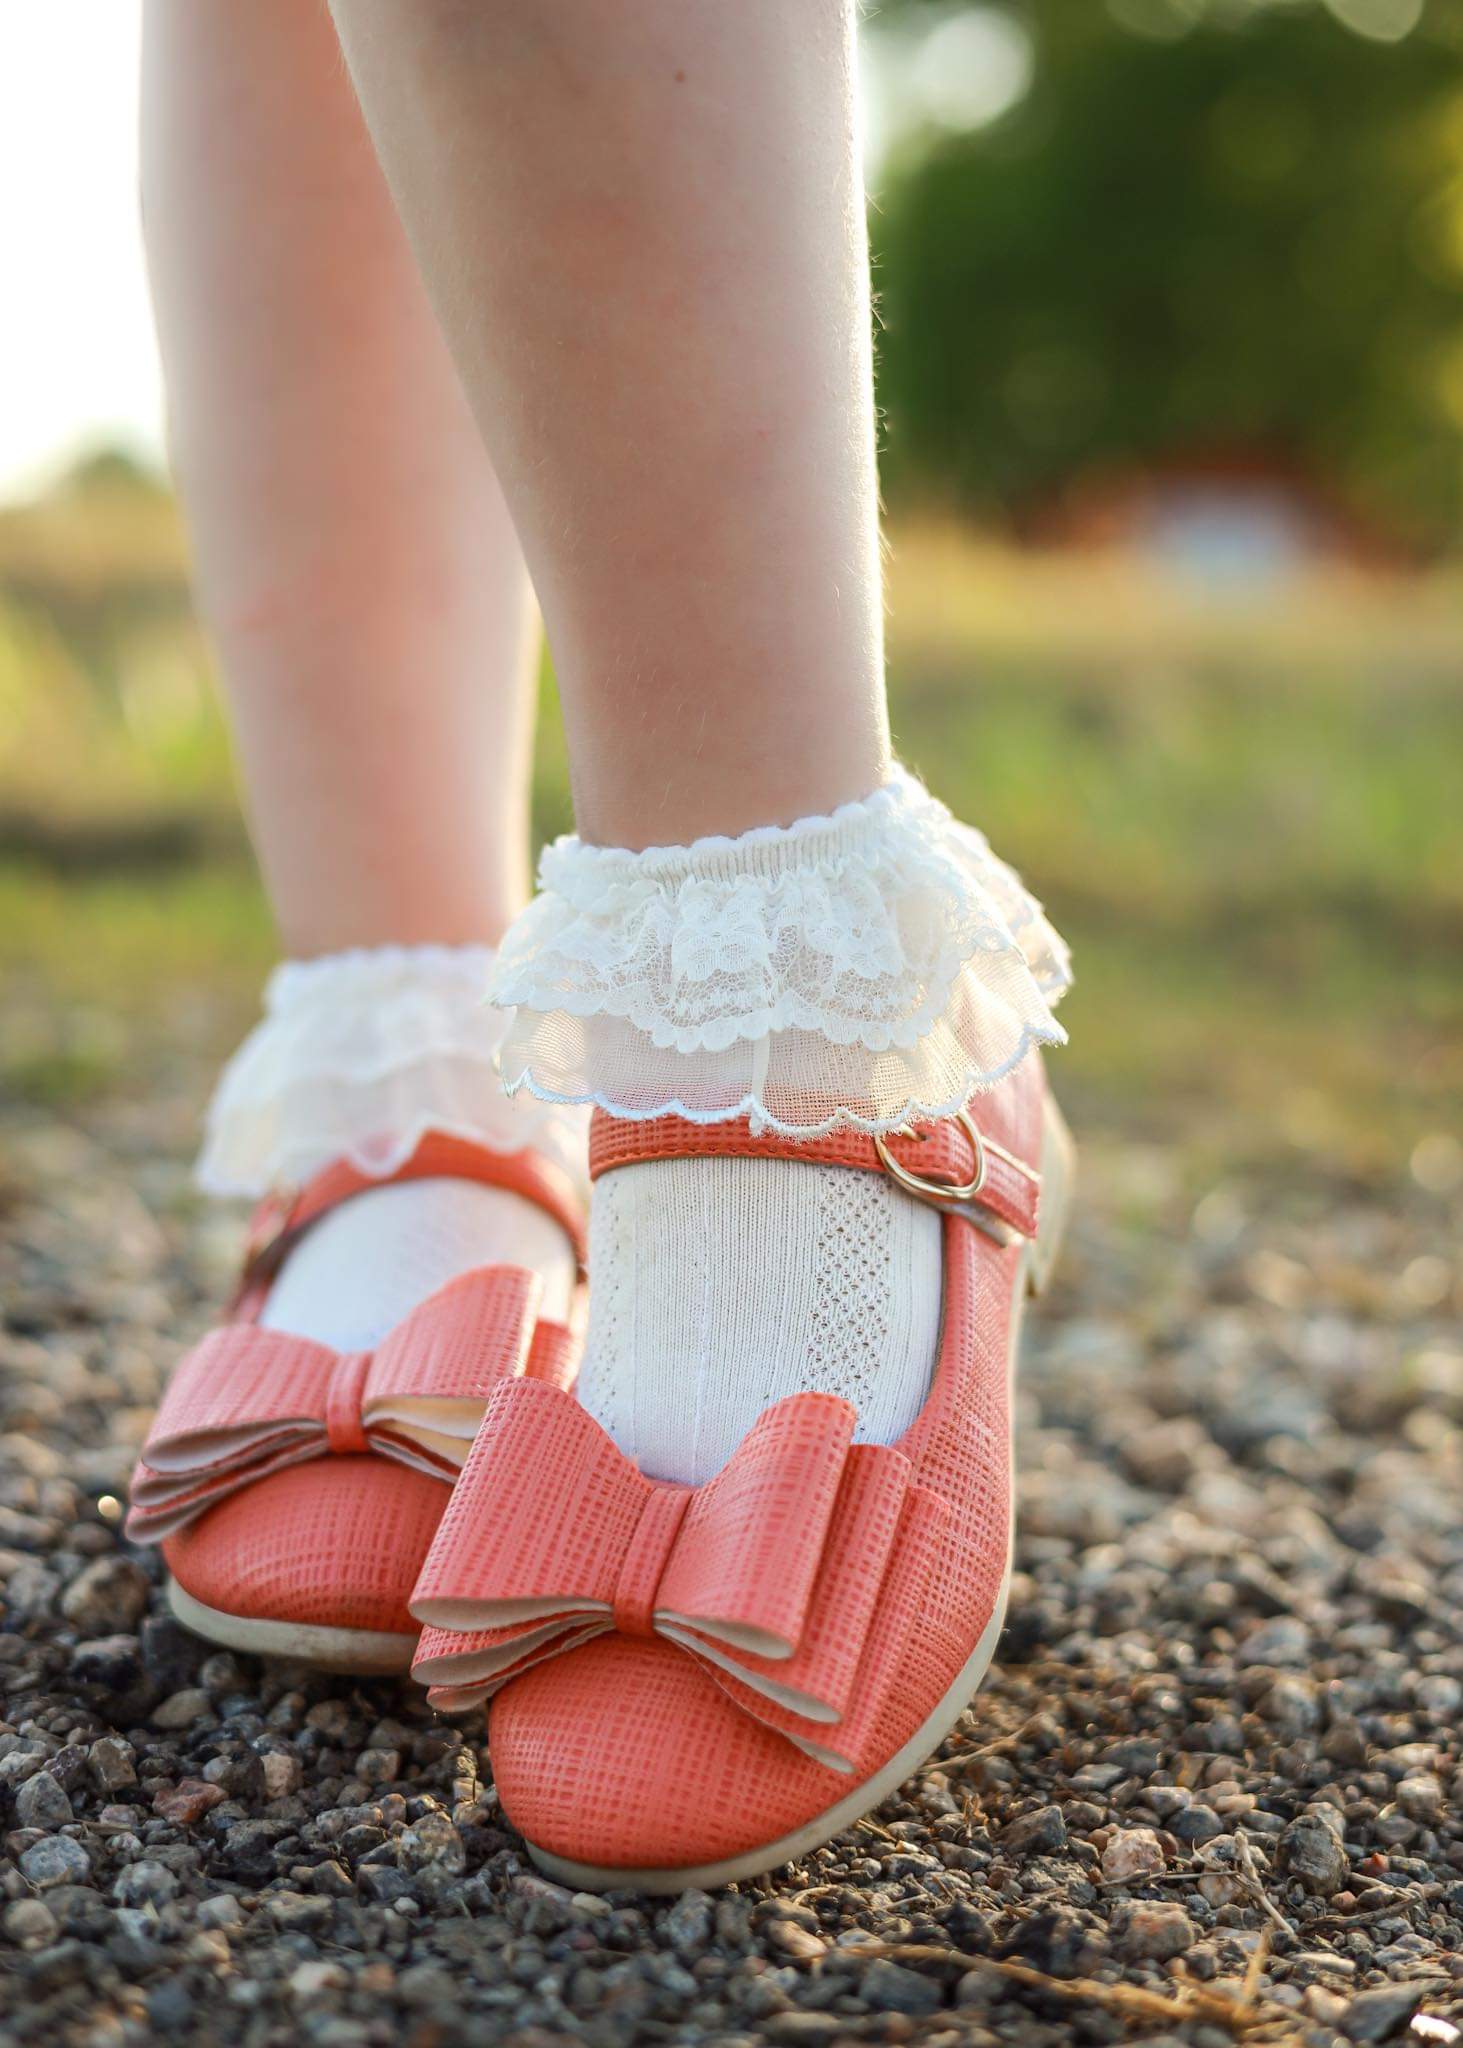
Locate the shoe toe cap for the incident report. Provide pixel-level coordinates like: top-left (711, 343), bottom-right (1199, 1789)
top-left (164, 1456), bottom-right (445, 1641)
top-left (489, 1633), bottom-right (850, 1880)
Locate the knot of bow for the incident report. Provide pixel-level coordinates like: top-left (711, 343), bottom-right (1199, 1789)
top-left (410, 1380), bottom-right (950, 1772)
top-left (126, 1267), bottom-right (564, 1543)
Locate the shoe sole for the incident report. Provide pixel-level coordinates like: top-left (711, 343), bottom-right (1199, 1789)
top-left (166, 1580), bottom-right (418, 1675)
top-left (523, 1094), bottom-right (1075, 1893)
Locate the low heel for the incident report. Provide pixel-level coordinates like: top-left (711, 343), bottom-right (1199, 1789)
top-left (1025, 1093), bottom-right (1075, 1298)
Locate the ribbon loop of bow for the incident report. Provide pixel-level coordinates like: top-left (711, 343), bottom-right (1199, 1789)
top-left (126, 1266), bottom-right (548, 1543)
top-left (410, 1379), bottom-right (950, 1772)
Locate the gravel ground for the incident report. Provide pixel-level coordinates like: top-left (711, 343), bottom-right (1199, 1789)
top-left (1, 1015), bottom-right (1461, 2048)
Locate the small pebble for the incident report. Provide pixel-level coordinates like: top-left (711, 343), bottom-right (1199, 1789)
top-left (150, 1687), bottom-right (212, 1730)
top-left (1002, 1803), bottom-right (1068, 1855)
top-left (87, 1736), bottom-right (137, 1792)
top-left (261, 1751), bottom-right (303, 1800)
top-left (59, 1555), bottom-right (151, 1633)
top-left (859, 1959), bottom-right (942, 2016)
top-left (18, 1835), bottom-right (91, 1888)
top-left (1111, 1899), bottom-right (1195, 1961)
top-left (1342, 1983), bottom-right (1426, 2043)
top-left (14, 1770), bottom-right (73, 1829)
top-left (1101, 1827), bottom-right (1167, 1884)
top-left (1278, 1809), bottom-right (1350, 1897)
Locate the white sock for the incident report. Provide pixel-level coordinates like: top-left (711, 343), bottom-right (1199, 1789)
top-left (575, 1155), bottom-right (943, 1486)
top-left (197, 944), bottom-right (589, 1352)
top-left (259, 1177), bottom-right (576, 1353)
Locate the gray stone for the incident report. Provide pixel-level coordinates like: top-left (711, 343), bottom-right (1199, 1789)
top-left (265, 1890), bottom-right (333, 1932)
top-left (18, 1834), bottom-right (91, 1888)
top-left (197, 1893), bottom-right (246, 1929)
top-left (1341, 1983), bottom-right (1426, 2043)
top-left (860, 1959), bottom-right (943, 2016)
top-left (1260, 1676), bottom-right (1322, 1738)
top-left (353, 1747), bottom-right (400, 1786)
top-left (69, 1634), bottom-right (144, 1690)
top-left (87, 1736), bottom-right (137, 1793)
top-left (665, 1888), bottom-right (715, 1954)
top-left (14, 1770), bottom-right (73, 1829)
top-left (1002, 1804), bottom-right (1069, 1855)
top-left (1171, 1803), bottom-right (1224, 1846)
top-left (1277, 1809), bottom-right (1349, 1897)
top-left (113, 1859), bottom-right (180, 1908)
top-left (397, 1811), bottom-right (465, 1874)
top-left (1236, 1617), bottom-right (1313, 1668)
top-left (59, 1554), bottom-right (150, 1633)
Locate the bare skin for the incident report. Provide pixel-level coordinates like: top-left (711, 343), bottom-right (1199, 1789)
top-left (141, 0), bottom-right (539, 953)
top-left (326, 0), bottom-right (891, 850)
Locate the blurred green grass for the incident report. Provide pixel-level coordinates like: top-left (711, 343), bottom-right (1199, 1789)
top-left (1, 467), bottom-right (1458, 1169)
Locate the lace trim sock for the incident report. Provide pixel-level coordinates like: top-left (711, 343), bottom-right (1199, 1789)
top-left (198, 944), bottom-right (587, 1352)
top-left (488, 766), bottom-right (1071, 1135)
top-left (199, 943), bottom-right (589, 1196)
top-left (488, 771), bottom-right (1070, 1482)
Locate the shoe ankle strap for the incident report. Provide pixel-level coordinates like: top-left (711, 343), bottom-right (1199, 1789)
top-left (235, 1130), bottom-right (586, 1312)
top-left (587, 1098), bottom-right (1043, 1245)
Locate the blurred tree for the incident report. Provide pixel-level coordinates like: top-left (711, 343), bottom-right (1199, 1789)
top-left (869, 0), bottom-right (1463, 548)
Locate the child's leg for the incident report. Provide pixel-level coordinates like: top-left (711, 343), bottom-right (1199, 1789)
top-left (142, 0), bottom-right (536, 953)
top-left (325, 1), bottom-right (1067, 1470)
top-left (326, 0), bottom-right (890, 848)
top-left (142, 0), bottom-right (581, 1339)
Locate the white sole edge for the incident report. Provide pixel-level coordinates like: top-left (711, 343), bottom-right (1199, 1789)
top-left (167, 1579), bottom-right (418, 1675)
top-left (523, 1095), bottom-right (1072, 1894)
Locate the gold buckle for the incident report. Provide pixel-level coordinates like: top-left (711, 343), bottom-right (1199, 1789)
top-left (873, 1108), bottom-right (987, 1207)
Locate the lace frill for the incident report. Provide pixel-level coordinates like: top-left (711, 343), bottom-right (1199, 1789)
top-left (198, 945), bottom-right (590, 1198)
top-left (490, 769), bottom-right (1071, 1137)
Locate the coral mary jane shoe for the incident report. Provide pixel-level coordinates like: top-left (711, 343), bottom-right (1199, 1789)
top-left (409, 1055), bottom-right (1072, 1889)
top-left (126, 1132), bottom-right (584, 1675)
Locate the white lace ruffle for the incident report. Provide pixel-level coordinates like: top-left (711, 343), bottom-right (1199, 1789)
top-left (490, 769), bottom-right (1072, 1137)
top-left (198, 944), bottom-right (590, 1198)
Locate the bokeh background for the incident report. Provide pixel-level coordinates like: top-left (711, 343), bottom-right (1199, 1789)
top-left (2, 0), bottom-right (1460, 1197)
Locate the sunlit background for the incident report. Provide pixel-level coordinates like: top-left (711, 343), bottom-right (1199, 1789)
top-left (2, 0), bottom-right (1460, 1189)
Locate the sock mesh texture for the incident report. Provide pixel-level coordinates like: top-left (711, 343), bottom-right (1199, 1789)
top-left (575, 1156), bottom-right (942, 1486)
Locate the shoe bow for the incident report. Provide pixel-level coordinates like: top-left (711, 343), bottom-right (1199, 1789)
top-left (409, 1380), bottom-right (950, 1771)
top-left (127, 1266), bottom-right (563, 1542)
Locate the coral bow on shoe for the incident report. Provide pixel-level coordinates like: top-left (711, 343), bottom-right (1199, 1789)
top-left (126, 1131), bottom-right (586, 1674)
top-left (411, 1382), bottom-right (949, 1770)
top-left (127, 1265), bottom-right (560, 1543)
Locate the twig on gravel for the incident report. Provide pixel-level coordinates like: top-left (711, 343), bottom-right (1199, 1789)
top-left (786, 1883), bottom-right (844, 1908)
top-left (1234, 1833), bottom-right (1293, 1938)
top-left (854, 1940), bottom-right (1301, 2039)
top-left (1239, 1924), bottom-right (1273, 2004)
top-left (927, 1712), bottom-right (1053, 1775)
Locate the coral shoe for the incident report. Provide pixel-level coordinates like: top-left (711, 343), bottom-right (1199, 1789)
top-left (127, 1132), bottom-right (584, 1674)
top-left (409, 1056), bottom-right (1072, 1887)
